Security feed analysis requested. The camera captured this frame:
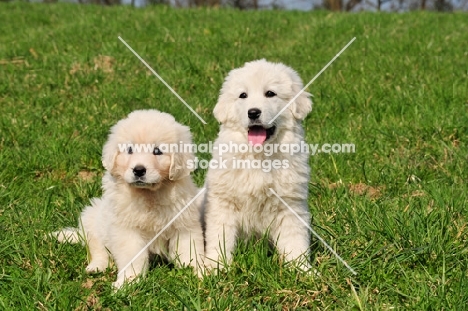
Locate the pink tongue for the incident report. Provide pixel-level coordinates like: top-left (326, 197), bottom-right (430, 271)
top-left (248, 127), bottom-right (267, 146)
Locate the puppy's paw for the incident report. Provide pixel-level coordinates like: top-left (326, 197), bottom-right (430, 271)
top-left (85, 260), bottom-right (107, 274)
top-left (202, 259), bottom-right (216, 271)
top-left (203, 250), bottom-right (234, 275)
top-left (194, 264), bottom-right (205, 278)
top-left (290, 261), bottom-right (321, 277)
top-left (112, 279), bottom-right (125, 290)
top-left (297, 261), bottom-right (312, 272)
top-left (112, 275), bottom-right (138, 291)
top-left (203, 260), bottom-right (227, 276)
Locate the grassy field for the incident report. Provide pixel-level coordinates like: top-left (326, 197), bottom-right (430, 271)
top-left (1, 2), bottom-right (467, 309)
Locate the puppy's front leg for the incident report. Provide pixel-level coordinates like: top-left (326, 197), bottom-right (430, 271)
top-left (109, 228), bottom-right (149, 289)
top-left (169, 228), bottom-right (205, 276)
top-left (85, 229), bottom-right (110, 273)
top-left (270, 205), bottom-right (311, 271)
top-left (204, 198), bottom-right (238, 270)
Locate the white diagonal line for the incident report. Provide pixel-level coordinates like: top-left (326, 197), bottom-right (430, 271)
top-left (118, 188), bottom-right (206, 277)
top-left (118, 36), bottom-right (207, 125)
top-left (268, 37), bottom-right (356, 125)
top-left (269, 188), bottom-right (357, 275)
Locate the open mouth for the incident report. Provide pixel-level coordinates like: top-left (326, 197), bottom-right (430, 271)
top-left (248, 125), bottom-right (276, 146)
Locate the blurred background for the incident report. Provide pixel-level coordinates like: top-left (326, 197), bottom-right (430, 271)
top-left (7, 0), bottom-right (468, 12)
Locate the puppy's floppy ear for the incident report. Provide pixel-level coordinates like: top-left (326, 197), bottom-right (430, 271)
top-left (213, 94), bottom-right (229, 124)
top-left (101, 136), bottom-right (118, 172)
top-left (214, 67), bottom-right (240, 124)
top-left (290, 88), bottom-right (313, 121)
top-left (288, 68), bottom-right (313, 121)
top-left (169, 150), bottom-right (195, 181)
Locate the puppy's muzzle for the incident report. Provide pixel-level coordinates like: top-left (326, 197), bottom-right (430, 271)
top-left (248, 108), bottom-right (261, 120)
top-left (133, 165), bottom-right (146, 177)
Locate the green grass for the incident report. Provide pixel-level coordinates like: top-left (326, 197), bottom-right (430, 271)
top-left (1, 3), bottom-right (467, 309)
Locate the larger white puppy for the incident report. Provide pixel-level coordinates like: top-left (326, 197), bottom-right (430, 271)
top-left (204, 59), bottom-right (313, 271)
top-left (54, 110), bottom-right (204, 288)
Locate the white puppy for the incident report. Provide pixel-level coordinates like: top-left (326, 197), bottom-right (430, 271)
top-left (204, 59), bottom-right (313, 271)
top-left (54, 110), bottom-right (204, 289)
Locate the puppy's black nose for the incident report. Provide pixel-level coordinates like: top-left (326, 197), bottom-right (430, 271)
top-left (133, 165), bottom-right (146, 177)
top-left (248, 108), bottom-right (261, 120)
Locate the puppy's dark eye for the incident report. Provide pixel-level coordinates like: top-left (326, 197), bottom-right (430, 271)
top-left (265, 91), bottom-right (276, 98)
top-left (239, 92), bottom-right (247, 99)
top-left (153, 147), bottom-right (163, 155)
top-left (128, 146), bottom-right (133, 154)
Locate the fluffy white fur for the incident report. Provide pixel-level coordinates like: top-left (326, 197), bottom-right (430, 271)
top-left (204, 59), bottom-right (313, 271)
top-left (54, 110), bottom-right (204, 289)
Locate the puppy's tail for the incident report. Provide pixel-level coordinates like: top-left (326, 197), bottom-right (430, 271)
top-left (50, 227), bottom-right (83, 244)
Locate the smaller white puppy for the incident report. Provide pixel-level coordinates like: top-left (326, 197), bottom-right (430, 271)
top-left (54, 110), bottom-right (204, 289)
